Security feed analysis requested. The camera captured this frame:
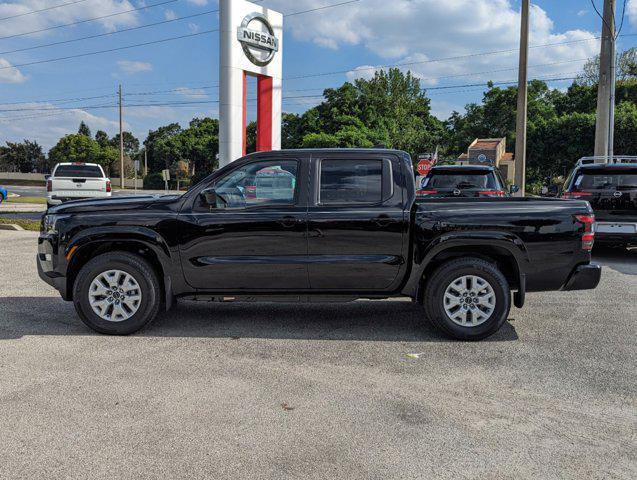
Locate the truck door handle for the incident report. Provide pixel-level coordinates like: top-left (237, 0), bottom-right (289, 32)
top-left (278, 216), bottom-right (298, 228)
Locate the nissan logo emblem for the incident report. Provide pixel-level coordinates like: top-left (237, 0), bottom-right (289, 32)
top-left (453, 189), bottom-right (461, 196)
top-left (237, 13), bottom-right (279, 67)
top-left (613, 191), bottom-right (622, 198)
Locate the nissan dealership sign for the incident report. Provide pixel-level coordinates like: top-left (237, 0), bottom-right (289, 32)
top-left (220, 0), bottom-right (283, 167)
top-left (237, 12), bottom-right (279, 66)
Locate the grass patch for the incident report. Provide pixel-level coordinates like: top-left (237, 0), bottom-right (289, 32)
top-left (6, 196), bottom-right (47, 204)
top-left (0, 217), bottom-right (40, 231)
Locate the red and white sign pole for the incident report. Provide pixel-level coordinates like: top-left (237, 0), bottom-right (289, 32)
top-left (219, 0), bottom-right (283, 167)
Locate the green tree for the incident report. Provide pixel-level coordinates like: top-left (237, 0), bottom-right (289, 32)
top-left (576, 47), bottom-right (637, 85)
top-left (78, 121), bottom-right (91, 137)
top-left (111, 131), bottom-right (140, 157)
top-left (95, 130), bottom-right (110, 148)
top-left (143, 123), bottom-right (182, 173)
top-left (48, 134), bottom-right (101, 167)
top-left (0, 140), bottom-right (46, 173)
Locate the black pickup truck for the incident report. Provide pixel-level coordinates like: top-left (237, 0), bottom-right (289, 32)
top-left (38, 149), bottom-right (601, 340)
top-left (562, 161), bottom-right (637, 247)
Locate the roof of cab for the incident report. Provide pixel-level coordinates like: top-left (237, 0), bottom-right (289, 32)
top-left (242, 148), bottom-right (410, 157)
top-left (429, 164), bottom-right (496, 171)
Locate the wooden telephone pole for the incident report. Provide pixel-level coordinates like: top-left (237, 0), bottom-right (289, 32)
top-left (514, 0), bottom-right (529, 196)
top-left (118, 84), bottom-right (124, 189)
top-left (594, 0), bottom-right (616, 160)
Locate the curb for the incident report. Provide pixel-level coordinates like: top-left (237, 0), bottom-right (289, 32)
top-left (0, 223), bottom-right (25, 231)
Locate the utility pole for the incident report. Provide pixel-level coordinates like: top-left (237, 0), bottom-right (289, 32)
top-left (144, 148), bottom-right (148, 176)
top-left (514, 0), bottom-right (529, 196)
top-left (594, 0), bottom-right (616, 160)
top-left (118, 84), bottom-right (124, 189)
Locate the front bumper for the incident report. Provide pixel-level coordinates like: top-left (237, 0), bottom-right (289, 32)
top-left (37, 233), bottom-right (69, 300)
top-left (561, 264), bottom-right (602, 291)
top-left (37, 256), bottom-right (68, 299)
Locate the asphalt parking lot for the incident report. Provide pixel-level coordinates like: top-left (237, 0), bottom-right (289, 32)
top-left (0, 230), bottom-right (635, 479)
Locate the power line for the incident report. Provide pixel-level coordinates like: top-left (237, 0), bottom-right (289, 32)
top-left (0, 0), bottom-right (361, 72)
top-left (0, 0), bottom-right (91, 22)
top-left (0, 29), bottom-right (218, 71)
top-left (0, 9), bottom-right (218, 56)
top-left (0, 0), bottom-right (177, 41)
top-left (285, 0), bottom-right (361, 17)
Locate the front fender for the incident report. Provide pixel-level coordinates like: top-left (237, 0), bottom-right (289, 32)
top-left (65, 226), bottom-right (172, 262)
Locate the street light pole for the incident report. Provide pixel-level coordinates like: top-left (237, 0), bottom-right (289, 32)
top-left (514, 0), bottom-right (529, 196)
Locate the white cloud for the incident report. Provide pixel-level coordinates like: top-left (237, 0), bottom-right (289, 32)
top-left (270, 0), bottom-right (599, 90)
top-left (188, 22), bottom-right (200, 33)
top-left (117, 60), bottom-right (153, 74)
top-left (628, 0), bottom-right (637, 28)
top-left (186, 0), bottom-right (208, 6)
top-left (175, 87), bottom-right (208, 99)
top-left (577, 9), bottom-right (588, 17)
top-left (0, 104), bottom-right (120, 151)
top-left (0, 58), bottom-right (27, 83)
top-left (164, 9), bottom-right (177, 21)
top-left (0, 1), bottom-right (139, 38)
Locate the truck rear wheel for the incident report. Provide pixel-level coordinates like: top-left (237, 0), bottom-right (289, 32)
top-left (423, 257), bottom-right (510, 340)
top-left (72, 252), bottom-right (161, 335)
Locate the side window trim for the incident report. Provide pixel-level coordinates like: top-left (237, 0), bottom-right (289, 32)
top-left (316, 157), bottom-right (391, 207)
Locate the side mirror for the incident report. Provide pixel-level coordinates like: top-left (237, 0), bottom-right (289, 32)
top-left (509, 184), bottom-right (520, 194)
top-left (44, 174), bottom-right (51, 180)
top-left (200, 188), bottom-right (227, 208)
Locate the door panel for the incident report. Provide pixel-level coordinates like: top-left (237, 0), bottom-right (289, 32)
top-left (179, 158), bottom-right (309, 291)
top-left (307, 156), bottom-right (407, 291)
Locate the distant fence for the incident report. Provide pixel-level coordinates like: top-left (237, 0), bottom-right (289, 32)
top-left (0, 172), bottom-right (144, 188)
top-left (0, 172), bottom-right (45, 182)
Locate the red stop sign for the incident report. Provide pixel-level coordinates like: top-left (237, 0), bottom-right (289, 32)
top-left (417, 159), bottom-right (432, 176)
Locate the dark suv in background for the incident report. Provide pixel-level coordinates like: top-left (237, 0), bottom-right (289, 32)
top-left (416, 165), bottom-right (518, 198)
top-left (562, 157), bottom-right (637, 247)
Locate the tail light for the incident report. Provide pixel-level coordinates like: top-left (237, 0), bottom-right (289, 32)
top-left (416, 189), bottom-right (437, 196)
top-left (563, 191), bottom-right (592, 199)
top-left (575, 214), bottom-right (595, 251)
top-left (105, 180), bottom-right (111, 193)
top-left (478, 190), bottom-right (505, 197)
top-left (46, 179), bottom-right (52, 192)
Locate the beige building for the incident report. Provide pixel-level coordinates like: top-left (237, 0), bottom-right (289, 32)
top-left (457, 138), bottom-right (516, 184)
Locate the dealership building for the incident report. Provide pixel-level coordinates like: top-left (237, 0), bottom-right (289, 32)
top-left (456, 138), bottom-right (516, 183)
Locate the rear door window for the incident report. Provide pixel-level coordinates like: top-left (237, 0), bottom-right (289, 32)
top-left (54, 165), bottom-right (104, 178)
top-left (319, 159), bottom-right (383, 205)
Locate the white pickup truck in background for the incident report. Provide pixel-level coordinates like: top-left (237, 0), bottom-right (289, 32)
top-left (46, 163), bottom-right (111, 208)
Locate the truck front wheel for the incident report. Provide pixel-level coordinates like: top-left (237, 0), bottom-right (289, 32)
top-left (72, 252), bottom-right (162, 335)
top-left (423, 257), bottom-right (511, 340)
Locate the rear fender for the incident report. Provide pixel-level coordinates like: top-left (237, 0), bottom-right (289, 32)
top-left (403, 231), bottom-right (529, 299)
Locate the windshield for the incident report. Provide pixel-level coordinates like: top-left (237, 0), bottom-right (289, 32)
top-left (572, 170), bottom-right (637, 190)
top-left (422, 171), bottom-right (499, 189)
top-left (54, 164), bottom-right (103, 178)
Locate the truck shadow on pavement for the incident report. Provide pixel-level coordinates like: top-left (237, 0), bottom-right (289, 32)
top-left (0, 297), bottom-right (518, 342)
top-left (593, 247), bottom-right (637, 276)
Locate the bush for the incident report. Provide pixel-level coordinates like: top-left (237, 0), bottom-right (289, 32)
top-left (143, 172), bottom-right (164, 190)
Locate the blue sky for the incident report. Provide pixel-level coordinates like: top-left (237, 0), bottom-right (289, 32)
top-left (0, 0), bottom-right (636, 151)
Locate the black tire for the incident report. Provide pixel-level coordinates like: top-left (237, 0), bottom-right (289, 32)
top-left (423, 257), bottom-right (510, 341)
top-left (72, 252), bottom-right (162, 335)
